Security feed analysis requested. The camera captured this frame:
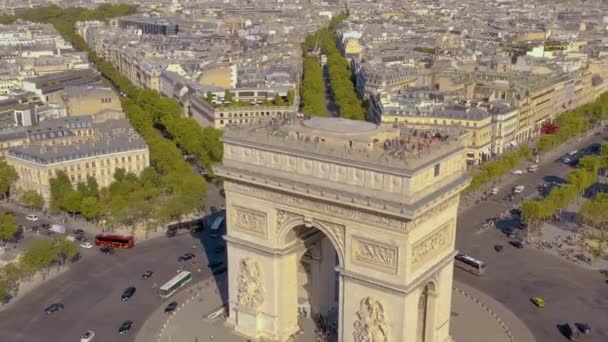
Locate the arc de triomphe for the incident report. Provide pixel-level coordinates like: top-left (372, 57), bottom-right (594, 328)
top-left (215, 116), bottom-right (470, 342)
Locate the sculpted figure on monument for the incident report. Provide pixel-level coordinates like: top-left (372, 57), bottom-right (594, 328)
top-left (237, 258), bottom-right (264, 309)
top-left (353, 297), bottom-right (389, 342)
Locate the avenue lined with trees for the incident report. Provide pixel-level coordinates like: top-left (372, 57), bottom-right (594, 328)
top-left (0, 5), bottom-right (225, 229)
top-left (469, 90), bottom-right (608, 191)
top-left (300, 13), bottom-right (366, 120)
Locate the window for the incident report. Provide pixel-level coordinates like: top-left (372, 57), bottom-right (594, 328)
top-left (434, 164), bottom-right (440, 177)
top-left (91, 161), bottom-right (95, 167)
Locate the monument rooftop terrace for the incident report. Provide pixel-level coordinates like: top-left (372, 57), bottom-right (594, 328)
top-left (222, 115), bottom-right (466, 172)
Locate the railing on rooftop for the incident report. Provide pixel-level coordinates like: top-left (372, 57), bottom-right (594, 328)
top-left (223, 115), bottom-right (464, 170)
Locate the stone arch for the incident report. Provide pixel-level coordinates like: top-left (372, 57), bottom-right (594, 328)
top-left (276, 214), bottom-right (345, 268)
top-left (417, 281), bottom-right (438, 342)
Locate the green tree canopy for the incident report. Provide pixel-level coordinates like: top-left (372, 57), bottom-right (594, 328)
top-left (0, 161), bottom-right (19, 199)
top-left (20, 190), bottom-right (44, 210)
top-left (0, 213), bottom-right (18, 243)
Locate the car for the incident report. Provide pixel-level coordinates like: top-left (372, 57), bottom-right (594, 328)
top-left (512, 169), bottom-right (524, 175)
top-left (563, 323), bottom-right (581, 340)
top-left (494, 244), bottom-right (504, 252)
top-left (509, 240), bottom-right (524, 249)
top-left (513, 185), bottom-right (525, 194)
top-left (118, 320), bottom-right (133, 334)
top-left (575, 323), bottom-right (591, 334)
top-left (531, 297), bottom-right (545, 308)
top-left (121, 286), bottom-right (136, 301)
top-left (41, 223), bottom-right (51, 229)
top-left (76, 235), bottom-right (88, 242)
top-left (178, 253), bottom-right (195, 262)
top-left (510, 209), bottom-right (522, 216)
top-left (164, 301), bottom-right (178, 314)
top-left (100, 246), bottom-right (115, 254)
top-left (507, 231), bottom-right (517, 239)
top-left (74, 229), bottom-right (85, 236)
top-left (44, 303), bottom-right (64, 314)
top-left (562, 157), bottom-right (572, 164)
top-left (141, 270), bottom-right (153, 279)
top-left (25, 214), bottom-right (38, 222)
top-left (80, 242), bottom-right (93, 249)
top-left (490, 187), bottom-right (499, 195)
top-left (80, 330), bottom-right (95, 342)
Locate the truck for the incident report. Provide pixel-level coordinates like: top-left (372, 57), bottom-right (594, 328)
top-left (50, 224), bottom-right (66, 234)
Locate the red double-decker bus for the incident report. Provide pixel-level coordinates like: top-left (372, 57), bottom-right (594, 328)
top-left (94, 233), bottom-right (135, 249)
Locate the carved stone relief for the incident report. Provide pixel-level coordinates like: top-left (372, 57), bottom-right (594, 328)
top-left (237, 257), bottom-right (264, 310)
top-left (233, 206), bottom-right (268, 238)
top-left (225, 182), bottom-right (409, 232)
top-left (276, 209), bottom-right (303, 228)
top-left (352, 237), bottom-right (398, 273)
top-left (317, 220), bottom-right (345, 259)
top-left (410, 220), bottom-right (454, 271)
top-left (353, 297), bottom-right (389, 342)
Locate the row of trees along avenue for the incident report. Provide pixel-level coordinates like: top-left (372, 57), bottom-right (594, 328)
top-left (0, 5), bottom-right (224, 230)
top-left (300, 13), bottom-right (367, 120)
top-left (468, 90), bottom-right (608, 191)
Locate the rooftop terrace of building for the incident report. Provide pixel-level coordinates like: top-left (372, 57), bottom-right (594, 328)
top-left (223, 115), bottom-right (466, 172)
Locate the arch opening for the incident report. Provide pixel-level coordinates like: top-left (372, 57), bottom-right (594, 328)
top-left (286, 225), bottom-right (341, 342)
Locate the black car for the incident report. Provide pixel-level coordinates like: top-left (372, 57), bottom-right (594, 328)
top-left (509, 240), bottom-right (524, 249)
top-left (510, 209), bottom-right (522, 216)
top-left (141, 270), bottom-right (153, 279)
top-left (41, 223), bottom-right (51, 229)
top-left (164, 301), bottom-right (178, 314)
top-left (166, 229), bottom-right (177, 238)
top-left (178, 253), bottom-right (195, 262)
top-left (100, 246), bottom-right (115, 254)
top-left (45, 303), bottom-right (64, 314)
top-left (73, 229), bottom-right (85, 236)
top-left (494, 244), bottom-right (504, 253)
top-left (76, 235), bottom-right (88, 242)
top-left (575, 323), bottom-right (591, 334)
top-left (118, 320), bottom-right (133, 334)
top-left (121, 286), bottom-right (136, 301)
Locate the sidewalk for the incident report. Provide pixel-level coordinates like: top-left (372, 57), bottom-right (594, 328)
top-left (143, 278), bottom-right (534, 342)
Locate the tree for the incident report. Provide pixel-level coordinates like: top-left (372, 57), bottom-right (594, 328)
top-left (62, 190), bottom-right (82, 215)
top-left (0, 213), bottom-right (18, 244)
top-left (0, 161), bottom-right (18, 200)
top-left (224, 90), bottom-right (234, 102)
top-left (206, 91), bottom-right (213, 104)
top-left (49, 171), bottom-right (72, 212)
top-left (20, 190), bottom-right (44, 210)
top-left (81, 196), bottom-right (102, 220)
top-left (20, 240), bottom-right (59, 273)
top-left (287, 89), bottom-right (295, 105)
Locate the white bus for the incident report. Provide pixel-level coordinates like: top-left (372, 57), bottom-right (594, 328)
top-left (454, 253), bottom-right (485, 275)
top-left (159, 271), bottom-right (192, 298)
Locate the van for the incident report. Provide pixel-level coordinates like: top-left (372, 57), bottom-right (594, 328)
top-left (527, 164), bottom-right (538, 173)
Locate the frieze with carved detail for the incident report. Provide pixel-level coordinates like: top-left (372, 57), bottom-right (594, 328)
top-left (226, 181), bottom-right (409, 232)
top-left (352, 237), bottom-right (398, 273)
top-left (232, 206), bottom-right (268, 238)
top-left (411, 220), bottom-right (453, 271)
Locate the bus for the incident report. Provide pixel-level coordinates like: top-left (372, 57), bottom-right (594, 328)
top-left (159, 271), bottom-right (192, 298)
top-left (454, 253), bottom-right (485, 275)
top-left (209, 214), bottom-right (225, 238)
top-left (94, 233), bottom-right (134, 249)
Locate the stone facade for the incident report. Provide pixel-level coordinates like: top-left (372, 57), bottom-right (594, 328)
top-left (217, 116), bottom-right (470, 342)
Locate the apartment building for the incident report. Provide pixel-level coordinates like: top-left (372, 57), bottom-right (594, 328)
top-left (6, 117), bottom-right (149, 204)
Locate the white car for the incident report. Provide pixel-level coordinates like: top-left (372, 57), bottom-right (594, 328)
top-left (512, 170), bottom-right (524, 175)
top-left (25, 214), bottom-right (38, 222)
top-left (80, 242), bottom-right (93, 249)
top-left (490, 187), bottom-right (499, 195)
top-left (513, 185), bottom-right (525, 194)
top-left (80, 330), bottom-right (95, 342)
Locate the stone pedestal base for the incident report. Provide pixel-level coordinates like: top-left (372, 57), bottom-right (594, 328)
top-left (233, 306), bottom-right (262, 340)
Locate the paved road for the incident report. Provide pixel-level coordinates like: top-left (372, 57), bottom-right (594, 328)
top-left (0, 229), bottom-right (225, 342)
top-left (455, 135), bottom-right (608, 342)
